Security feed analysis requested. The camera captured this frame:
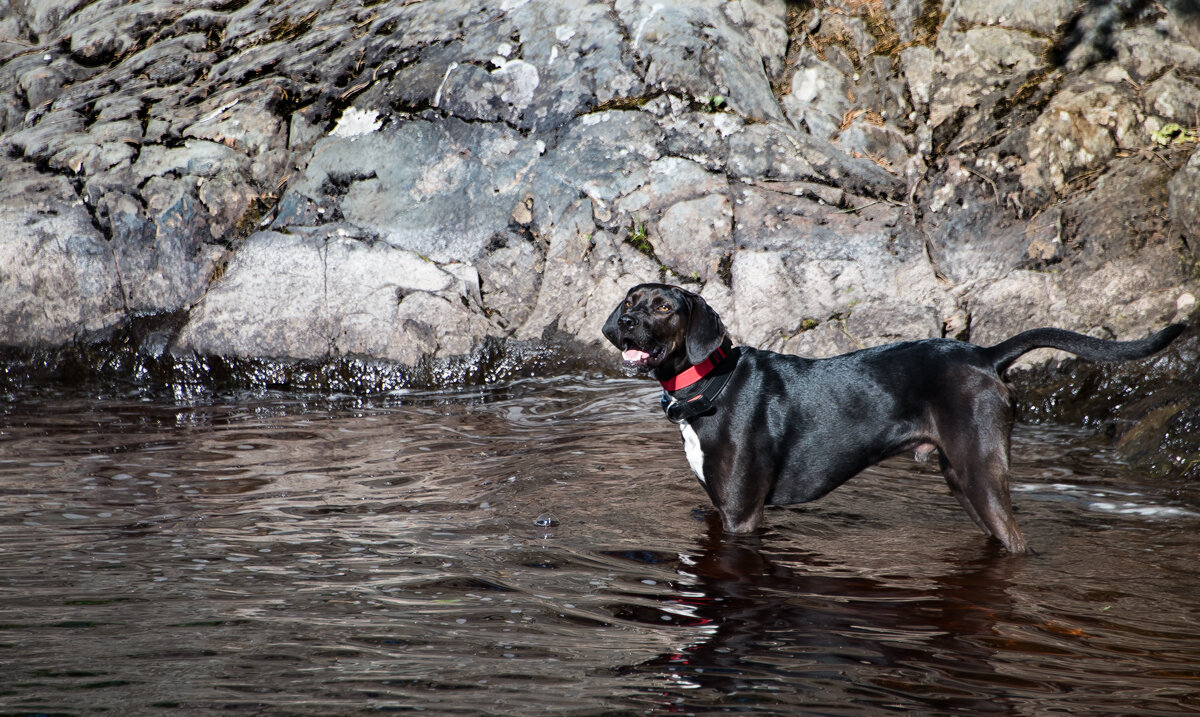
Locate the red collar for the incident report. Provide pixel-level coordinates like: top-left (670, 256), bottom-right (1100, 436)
top-left (660, 346), bottom-right (727, 392)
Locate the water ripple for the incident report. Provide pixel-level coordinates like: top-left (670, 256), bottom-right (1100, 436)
top-left (0, 378), bottom-right (1198, 714)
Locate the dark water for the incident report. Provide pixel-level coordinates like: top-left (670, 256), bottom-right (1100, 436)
top-left (2, 376), bottom-right (1198, 715)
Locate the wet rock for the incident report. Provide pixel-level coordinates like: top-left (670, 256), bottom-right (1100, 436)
top-left (1014, 325), bottom-right (1200, 481)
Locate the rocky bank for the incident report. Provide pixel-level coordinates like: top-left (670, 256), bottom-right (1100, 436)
top-left (1, 0), bottom-right (1199, 474)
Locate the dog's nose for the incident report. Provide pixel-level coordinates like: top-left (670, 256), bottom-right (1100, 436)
top-left (619, 314), bottom-right (638, 329)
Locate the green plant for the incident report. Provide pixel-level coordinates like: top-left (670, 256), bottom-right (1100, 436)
top-left (625, 219), bottom-right (654, 256)
top-left (1151, 122), bottom-right (1200, 146)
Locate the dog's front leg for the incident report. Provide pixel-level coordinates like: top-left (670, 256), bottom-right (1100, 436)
top-left (708, 453), bottom-right (773, 535)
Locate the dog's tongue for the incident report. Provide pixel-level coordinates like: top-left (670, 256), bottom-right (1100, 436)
top-left (622, 348), bottom-right (651, 364)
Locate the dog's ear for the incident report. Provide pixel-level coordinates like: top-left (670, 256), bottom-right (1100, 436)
top-left (601, 298), bottom-right (624, 347)
top-left (683, 291), bottom-right (726, 364)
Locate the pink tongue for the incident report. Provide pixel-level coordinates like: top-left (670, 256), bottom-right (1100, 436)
top-left (623, 348), bottom-right (650, 363)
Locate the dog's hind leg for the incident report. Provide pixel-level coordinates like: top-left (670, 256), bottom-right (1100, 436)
top-left (935, 377), bottom-right (1029, 554)
top-left (938, 451), bottom-right (990, 536)
top-left (940, 446), bottom-right (1028, 553)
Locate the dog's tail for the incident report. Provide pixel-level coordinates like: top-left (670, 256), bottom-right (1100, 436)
top-left (984, 324), bottom-right (1187, 374)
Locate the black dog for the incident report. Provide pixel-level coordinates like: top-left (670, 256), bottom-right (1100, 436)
top-left (603, 283), bottom-right (1186, 553)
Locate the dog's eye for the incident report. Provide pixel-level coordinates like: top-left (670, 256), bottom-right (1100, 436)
top-left (624, 300), bottom-right (632, 308)
top-left (656, 304), bottom-right (672, 313)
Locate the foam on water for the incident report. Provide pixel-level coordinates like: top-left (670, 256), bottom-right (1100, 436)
top-left (1014, 481), bottom-right (1200, 520)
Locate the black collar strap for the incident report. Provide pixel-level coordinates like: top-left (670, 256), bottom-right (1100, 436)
top-left (660, 340), bottom-right (738, 424)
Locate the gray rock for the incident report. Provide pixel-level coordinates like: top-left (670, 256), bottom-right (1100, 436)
top-left (886, 0), bottom-right (926, 45)
top-left (1062, 5), bottom-right (1200, 79)
top-left (1144, 69), bottom-right (1200, 124)
top-left (780, 53), bottom-right (851, 140)
top-left (367, 0), bottom-right (641, 133)
top-left (618, 155), bottom-right (730, 216)
top-left (19, 0), bottom-right (90, 39)
top-left (176, 231), bottom-right (495, 363)
top-left (532, 109), bottom-right (666, 228)
top-left (514, 197), bottom-right (661, 344)
top-left (652, 193), bottom-right (733, 281)
top-left (0, 0), bottom-right (1197, 391)
top-left (837, 120), bottom-right (910, 171)
top-left (276, 118), bottom-right (545, 264)
top-left (614, 0), bottom-right (785, 123)
top-left (1169, 148), bottom-right (1200, 259)
top-left (0, 164), bottom-right (124, 346)
top-left (132, 177), bottom-right (228, 304)
top-left (1015, 68), bottom-right (1140, 200)
top-left (727, 121), bottom-right (903, 198)
top-left (929, 27), bottom-right (1048, 129)
top-left (901, 46), bottom-right (936, 109)
top-left (948, 0), bottom-right (1078, 36)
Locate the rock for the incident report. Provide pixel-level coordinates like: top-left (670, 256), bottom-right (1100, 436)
top-left (1076, 16), bottom-right (1200, 80)
top-left (900, 46), bottom-right (936, 108)
top-left (1016, 69), bottom-right (1140, 200)
top-left (0, 166), bottom-right (124, 346)
top-left (725, 0), bottom-right (788, 79)
top-left (837, 119), bottom-right (910, 170)
top-left (886, 0), bottom-right (927, 45)
top-left (780, 53), bottom-right (851, 140)
top-left (1023, 207), bottom-right (1064, 266)
top-left (724, 192), bottom-right (949, 352)
top-left (514, 198), bottom-right (661, 345)
top-left (948, 0), bottom-right (1078, 36)
top-left (1144, 69), bottom-right (1200, 125)
top-left (476, 238), bottom-right (545, 331)
top-left (614, 0), bottom-right (786, 123)
top-left (1169, 148), bottom-right (1200, 258)
top-left (19, 0), bottom-right (90, 39)
top-left (275, 118), bottom-right (545, 264)
top-left (176, 231), bottom-right (495, 363)
top-left (616, 156), bottom-right (729, 217)
top-left (0, 0), bottom-right (1197, 416)
top-left (531, 109), bottom-right (666, 225)
top-left (929, 27), bottom-right (1048, 129)
top-left (727, 121), bottom-right (904, 198)
top-left (652, 193), bottom-right (733, 281)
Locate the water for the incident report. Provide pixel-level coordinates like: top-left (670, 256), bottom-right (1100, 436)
top-left (1, 376), bottom-right (1198, 715)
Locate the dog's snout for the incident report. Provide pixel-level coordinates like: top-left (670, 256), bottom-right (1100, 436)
top-left (618, 313), bottom-right (638, 329)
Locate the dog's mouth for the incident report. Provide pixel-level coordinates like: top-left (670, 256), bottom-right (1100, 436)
top-left (620, 340), bottom-right (663, 370)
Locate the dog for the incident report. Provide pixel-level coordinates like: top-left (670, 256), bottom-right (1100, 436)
top-left (603, 283), bottom-right (1186, 554)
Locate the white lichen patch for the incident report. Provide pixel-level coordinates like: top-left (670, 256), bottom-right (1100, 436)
top-left (330, 107), bottom-right (382, 138)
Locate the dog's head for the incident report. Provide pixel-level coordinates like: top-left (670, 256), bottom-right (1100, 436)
top-left (602, 283), bottom-right (726, 377)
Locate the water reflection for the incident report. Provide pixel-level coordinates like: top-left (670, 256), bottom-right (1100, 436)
top-left (619, 516), bottom-right (1025, 714)
top-left (1, 377), bottom-right (1198, 715)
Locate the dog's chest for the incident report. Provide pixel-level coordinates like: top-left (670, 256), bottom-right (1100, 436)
top-left (679, 423), bottom-right (706, 484)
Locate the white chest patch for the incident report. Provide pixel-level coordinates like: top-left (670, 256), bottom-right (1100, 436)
top-left (679, 423), bottom-right (706, 485)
